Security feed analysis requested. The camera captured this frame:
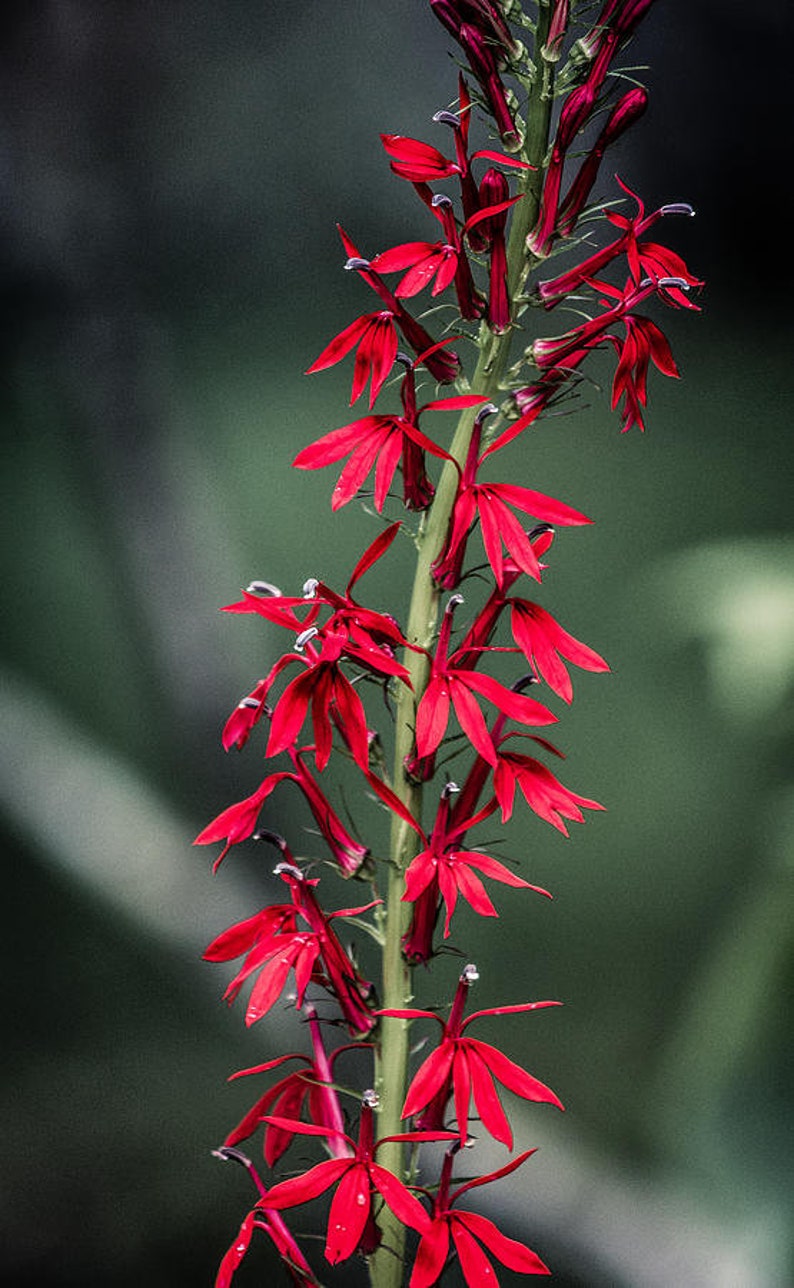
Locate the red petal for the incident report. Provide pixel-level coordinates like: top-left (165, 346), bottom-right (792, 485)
top-left (307, 314), bottom-right (371, 374)
top-left (465, 1038), bottom-right (564, 1109)
top-left (466, 1044), bottom-right (512, 1146)
top-left (265, 1157), bottom-right (350, 1209)
top-left (324, 1163), bottom-right (371, 1263)
top-left (410, 1220), bottom-right (450, 1288)
top-left (415, 678), bottom-right (451, 758)
top-left (370, 1162), bottom-right (431, 1233)
top-left (488, 482), bottom-right (591, 525)
top-left (402, 1043), bottom-right (455, 1118)
top-left (454, 1210), bottom-right (550, 1275)
top-left (215, 1210), bottom-right (257, 1288)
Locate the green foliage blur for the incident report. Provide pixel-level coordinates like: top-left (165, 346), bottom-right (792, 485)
top-left (1, 3), bottom-right (791, 1285)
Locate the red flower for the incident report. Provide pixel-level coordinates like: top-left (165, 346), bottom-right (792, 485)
top-left (368, 778), bottom-right (551, 948)
top-left (261, 1093), bottom-right (453, 1265)
top-left (379, 964), bottom-right (563, 1148)
top-left (215, 1204), bottom-right (320, 1288)
top-left (194, 771), bottom-right (293, 872)
top-left (293, 388), bottom-right (484, 512)
top-left (493, 743), bottom-right (604, 834)
top-left (607, 309), bottom-right (680, 433)
top-left (432, 410), bottom-right (591, 590)
top-left (265, 628), bottom-right (375, 771)
top-left (410, 1146), bottom-right (550, 1286)
top-left (538, 177), bottom-right (699, 307)
top-left (307, 309), bottom-right (398, 409)
top-left (508, 596), bottom-right (609, 703)
top-left (414, 595), bottom-right (558, 767)
top-left (204, 860), bottom-right (377, 1035)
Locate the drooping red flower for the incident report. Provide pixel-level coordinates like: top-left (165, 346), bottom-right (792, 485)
top-left (379, 964), bottom-right (563, 1149)
top-left (215, 1203), bottom-right (320, 1288)
top-left (429, 0), bottom-right (521, 146)
top-left (204, 859), bottom-right (377, 1035)
top-left (261, 1093), bottom-right (453, 1265)
top-left (410, 1146), bottom-right (550, 1286)
top-left (538, 177), bottom-right (699, 307)
top-left (493, 742), bottom-right (605, 833)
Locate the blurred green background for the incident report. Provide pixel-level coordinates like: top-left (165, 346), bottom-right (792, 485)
top-left (2, 2), bottom-right (792, 1285)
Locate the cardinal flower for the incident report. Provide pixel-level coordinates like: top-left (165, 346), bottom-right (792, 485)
top-left (215, 1202), bottom-right (320, 1288)
top-left (410, 1145), bottom-right (550, 1286)
top-left (293, 387), bottom-right (484, 512)
top-left (414, 594), bottom-right (558, 767)
top-left (379, 964), bottom-right (563, 1149)
top-left (261, 1092), bottom-right (454, 1265)
top-left (368, 778), bottom-right (550, 950)
top-left (493, 743), bottom-right (604, 833)
top-left (538, 177), bottom-right (699, 307)
top-left (432, 409), bottom-right (591, 590)
top-left (204, 859), bottom-right (377, 1034)
top-left (308, 226), bottom-right (460, 404)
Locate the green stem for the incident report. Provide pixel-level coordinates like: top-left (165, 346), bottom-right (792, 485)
top-left (369, 11), bottom-right (556, 1286)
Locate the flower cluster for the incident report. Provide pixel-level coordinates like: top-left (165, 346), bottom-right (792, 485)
top-left (195, 3), bottom-right (699, 1285)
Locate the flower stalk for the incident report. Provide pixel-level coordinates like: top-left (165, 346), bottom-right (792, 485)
top-left (195, 3), bottom-right (701, 1285)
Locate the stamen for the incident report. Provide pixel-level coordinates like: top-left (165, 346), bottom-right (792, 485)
top-left (246, 580), bottom-right (282, 596)
top-left (461, 963), bottom-right (479, 984)
top-left (345, 256), bottom-right (371, 271)
top-left (302, 578), bottom-right (319, 598)
top-left (295, 626), bottom-right (319, 651)
top-left (432, 109), bottom-right (460, 127)
top-left (660, 202), bottom-right (695, 217)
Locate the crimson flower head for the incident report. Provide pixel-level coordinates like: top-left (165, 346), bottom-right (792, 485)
top-left (368, 777), bottom-right (550, 955)
top-left (261, 1091), bottom-right (455, 1265)
top-left (380, 963), bottom-right (563, 1149)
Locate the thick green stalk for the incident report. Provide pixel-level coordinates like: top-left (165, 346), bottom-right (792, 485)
top-left (369, 11), bottom-right (556, 1286)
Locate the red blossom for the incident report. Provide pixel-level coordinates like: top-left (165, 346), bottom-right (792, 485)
top-left (261, 1093), bottom-right (454, 1265)
top-left (410, 1146), bottom-right (550, 1286)
top-left (379, 964), bottom-right (563, 1149)
top-left (414, 595), bottom-right (558, 767)
top-left (204, 860), bottom-right (377, 1035)
top-left (432, 410), bottom-right (591, 590)
top-left (223, 1008), bottom-right (355, 1166)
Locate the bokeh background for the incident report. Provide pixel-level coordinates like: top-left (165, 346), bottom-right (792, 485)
top-left (2, 2), bottom-right (792, 1285)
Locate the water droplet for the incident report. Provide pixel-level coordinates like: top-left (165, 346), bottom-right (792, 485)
top-left (356, 1193), bottom-right (366, 1206)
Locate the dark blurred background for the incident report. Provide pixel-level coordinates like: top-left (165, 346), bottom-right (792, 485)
top-left (2, 2), bottom-right (792, 1285)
